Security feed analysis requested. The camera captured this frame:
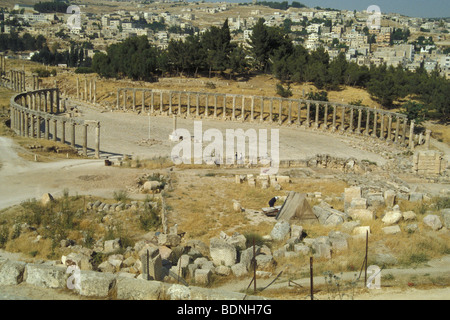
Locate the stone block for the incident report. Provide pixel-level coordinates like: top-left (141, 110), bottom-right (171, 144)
top-left (0, 260), bottom-right (26, 285)
top-left (382, 211), bottom-right (402, 225)
top-left (194, 269), bottom-right (212, 285)
top-left (382, 225), bottom-right (401, 235)
top-left (270, 220), bottom-right (291, 241)
top-left (209, 238), bottom-right (237, 267)
top-left (384, 190), bottom-right (396, 207)
top-left (348, 208), bottom-right (375, 221)
top-left (25, 264), bottom-right (67, 289)
top-left (344, 187), bottom-right (361, 208)
top-left (231, 263), bottom-right (248, 277)
top-left (77, 270), bottom-right (116, 297)
top-left (116, 277), bottom-right (164, 300)
top-left (423, 214), bottom-right (442, 231)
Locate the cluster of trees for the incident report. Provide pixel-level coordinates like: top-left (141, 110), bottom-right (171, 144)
top-left (34, 0), bottom-right (68, 13)
top-left (88, 18), bottom-right (448, 121)
top-left (31, 42), bottom-right (93, 68)
top-left (92, 20), bottom-right (248, 80)
top-left (254, 1), bottom-right (307, 10)
top-left (0, 32), bottom-right (46, 52)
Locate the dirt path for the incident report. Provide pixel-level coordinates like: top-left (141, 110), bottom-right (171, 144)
top-left (214, 255), bottom-right (450, 300)
top-left (0, 136), bottom-right (145, 210)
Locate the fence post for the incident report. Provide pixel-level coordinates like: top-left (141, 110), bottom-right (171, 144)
top-left (310, 256), bottom-right (314, 300)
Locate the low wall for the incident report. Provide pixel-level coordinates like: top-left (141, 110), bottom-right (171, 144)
top-left (0, 258), bottom-right (265, 300)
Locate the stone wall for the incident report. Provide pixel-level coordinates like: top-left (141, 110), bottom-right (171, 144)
top-left (0, 258), bottom-right (265, 300)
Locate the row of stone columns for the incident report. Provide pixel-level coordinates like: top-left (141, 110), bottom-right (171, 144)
top-left (20, 89), bottom-right (61, 114)
top-left (116, 88), bottom-right (412, 145)
top-left (10, 69), bottom-right (26, 92)
top-left (10, 89), bottom-right (101, 158)
top-left (76, 77), bottom-right (96, 104)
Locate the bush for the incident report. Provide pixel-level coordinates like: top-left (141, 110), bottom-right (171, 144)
top-left (113, 190), bottom-right (129, 202)
top-left (0, 226), bottom-right (9, 248)
top-left (139, 207), bottom-right (161, 231)
top-left (276, 83), bottom-right (292, 98)
top-left (75, 67), bottom-right (94, 74)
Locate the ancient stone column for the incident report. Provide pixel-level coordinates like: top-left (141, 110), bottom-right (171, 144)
top-left (30, 115), bottom-right (35, 138)
top-left (340, 106), bottom-right (346, 132)
top-left (323, 104), bottom-right (328, 130)
top-left (222, 95), bottom-right (226, 119)
top-left (37, 116), bottom-right (41, 139)
top-left (71, 122), bottom-right (76, 147)
top-left (269, 99), bottom-right (273, 122)
top-left (116, 89), bottom-right (120, 109)
top-left (379, 113), bottom-right (385, 139)
top-left (241, 96), bottom-right (245, 121)
top-left (49, 90), bottom-right (54, 113)
top-left (133, 89), bottom-right (136, 111)
top-left (93, 79), bottom-right (96, 104)
top-left (77, 78), bottom-right (80, 99)
top-left (365, 110), bottom-right (370, 136)
top-left (250, 96), bottom-right (255, 121)
top-left (53, 119), bottom-right (58, 142)
top-left (232, 96), bottom-right (236, 120)
top-left (95, 122), bottom-right (100, 159)
top-left (24, 112), bottom-right (29, 137)
top-left (142, 91), bottom-right (146, 113)
top-left (186, 93), bottom-right (190, 116)
top-left (83, 124), bottom-right (88, 156)
top-left (84, 78), bottom-right (87, 102)
top-left (297, 101), bottom-right (301, 125)
top-left (168, 91), bottom-right (172, 115)
top-left (278, 99), bottom-right (283, 125)
top-left (61, 120), bottom-right (66, 145)
top-left (56, 89), bottom-right (60, 113)
top-left (305, 102), bottom-right (310, 127)
top-left (348, 108), bottom-right (354, 132)
top-left (89, 79), bottom-right (92, 103)
top-left (196, 94), bottom-right (200, 117)
top-left (314, 103), bottom-right (319, 128)
top-left (425, 129), bottom-right (431, 150)
top-left (357, 109), bottom-right (362, 134)
top-left (18, 111), bottom-right (23, 136)
top-left (332, 105), bottom-right (337, 132)
top-left (387, 115), bottom-right (392, 141)
top-left (178, 92), bottom-right (182, 116)
top-left (123, 90), bottom-right (127, 111)
top-left (401, 118), bottom-right (408, 144)
top-left (261, 98), bottom-right (265, 122)
top-left (288, 101), bottom-right (292, 124)
top-left (214, 94), bottom-right (218, 118)
top-left (204, 94), bottom-right (209, 118)
top-left (45, 117), bottom-right (50, 140)
top-left (394, 116), bottom-right (400, 143)
top-left (409, 120), bottom-right (415, 150)
top-left (151, 91), bottom-right (155, 113)
top-left (372, 111), bottom-right (377, 137)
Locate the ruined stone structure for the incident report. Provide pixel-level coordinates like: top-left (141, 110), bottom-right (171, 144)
top-left (116, 88), bottom-right (415, 146)
top-left (9, 88), bottom-right (101, 158)
top-left (413, 150), bottom-right (447, 176)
